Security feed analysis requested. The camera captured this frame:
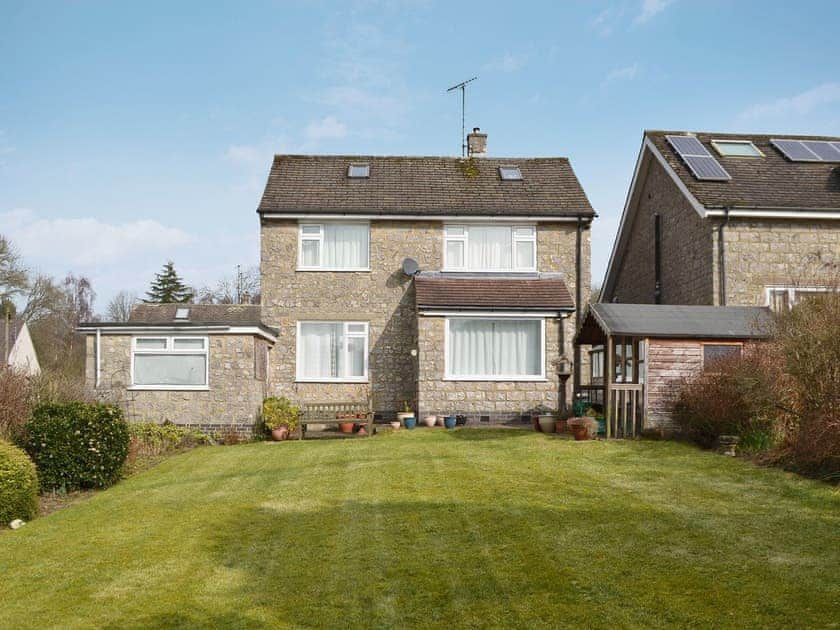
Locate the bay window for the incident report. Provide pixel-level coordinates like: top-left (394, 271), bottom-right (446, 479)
top-left (444, 224), bottom-right (536, 272)
top-left (446, 318), bottom-right (544, 380)
top-left (296, 321), bottom-right (368, 382)
top-left (132, 336), bottom-right (208, 389)
top-left (298, 223), bottom-right (370, 270)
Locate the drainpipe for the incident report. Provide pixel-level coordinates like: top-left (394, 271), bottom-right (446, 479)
top-left (95, 328), bottom-right (101, 388)
top-left (653, 213), bottom-right (662, 304)
top-left (717, 207), bottom-right (730, 306)
top-left (573, 216), bottom-right (583, 399)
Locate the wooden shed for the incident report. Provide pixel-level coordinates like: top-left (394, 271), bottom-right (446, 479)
top-left (574, 304), bottom-right (772, 437)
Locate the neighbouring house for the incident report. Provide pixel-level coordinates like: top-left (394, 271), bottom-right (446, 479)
top-left (1, 317), bottom-right (40, 376)
top-left (601, 131), bottom-right (840, 309)
top-left (574, 303), bottom-right (772, 435)
top-left (79, 304), bottom-right (276, 435)
top-left (258, 129), bottom-right (595, 423)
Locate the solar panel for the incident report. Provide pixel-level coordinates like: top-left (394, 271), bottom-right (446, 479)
top-left (771, 139), bottom-right (840, 162)
top-left (665, 135), bottom-right (731, 181)
top-left (802, 141), bottom-right (840, 161)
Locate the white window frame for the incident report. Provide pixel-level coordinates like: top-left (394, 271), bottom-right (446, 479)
top-left (443, 224), bottom-right (537, 273)
top-left (444, 315), bottom-right (546, 381)
top-left (765, 286), bottom-right (832, 311)
top-left (711, 139), bottom-right (764, 158)
top-left (130, 336), bottom-right (209, 390)
top-left (297, 222), bottom-right (371, 272)
top-left (295, 321), bottom-right (369, 383)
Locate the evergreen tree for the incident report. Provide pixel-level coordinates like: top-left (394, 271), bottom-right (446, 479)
top-left (144, 261), bottom-right (193, 303)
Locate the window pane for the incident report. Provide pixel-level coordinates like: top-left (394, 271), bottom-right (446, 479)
top-left (466, 226), bottom-right (512, 270)
top-left (136, 338), bottom-right (166, 350)
top-left (513, 227), bottom-right (534, 238)
top-left (301, 225), bottom-right (321, 235)
top-left (769, 289), bottom-right (789, 312)
top-left (446, 240), bottom-right (465, 268)
top-left (703, 345), bottom-right (741, 371)
top-left (347, 336), bottom-right (366, 377)
top-left (515, 240), bottom-right (534, 269)
top-left (299, 323), bottom-right (343, 379)
top-left (445, 226), bottom-right (465, 237)
top-left (449, 319), bottom-right (540, 377)
top-left (323, 224), bottom-right (368, 268)
top-left (714, 141), bottom-right (761, 157)
top-left (301, 239), bottom-right (320, 266)
top-left (172, 338), bottom-right (205, 350)
top-left (134, 354), bottom-right (206, 386)
top-left (347, 323), bottom-right (366, 334)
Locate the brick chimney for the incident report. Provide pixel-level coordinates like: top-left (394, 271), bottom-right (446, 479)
top-left (467, 127), bottom-right (487, 157)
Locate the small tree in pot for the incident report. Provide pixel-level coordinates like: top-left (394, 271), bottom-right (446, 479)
top-left (568, 416), bottom-right (598, 441)
top-left (263, 397), bottom-right (300, 441)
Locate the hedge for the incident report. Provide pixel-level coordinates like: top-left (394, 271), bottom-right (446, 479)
top-left (25, 402), bottom-right (130, 492)
top-left (0, 440), bottom-right (39, 525)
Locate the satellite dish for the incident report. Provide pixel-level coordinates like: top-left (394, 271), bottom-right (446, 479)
top-left (402, 257), bottom-right (420, 276)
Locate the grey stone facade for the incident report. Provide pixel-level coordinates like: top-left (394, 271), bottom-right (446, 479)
top-left (260, 218), bottom-right (590, 420)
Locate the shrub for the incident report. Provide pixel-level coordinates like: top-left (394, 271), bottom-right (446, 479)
top-left (672, 351), bottom-right (783, 449)
top-left (0, 367), bottom-right (32, 444)
top-left (262, 397), bottom-right (300, 432)
top-left (127, 422), bottom-right (209, 458)
top-left (0, 440), bottom-right (38, 525)
top-left (25, 402), bottom-right (130, 491)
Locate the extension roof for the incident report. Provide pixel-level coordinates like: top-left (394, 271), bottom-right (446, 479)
top-left (575, 304), bottom-right (772, 345)
top-left (257, 155), bottom-right (595, 217)
top-left (415, 273), bottom-right (574, 311)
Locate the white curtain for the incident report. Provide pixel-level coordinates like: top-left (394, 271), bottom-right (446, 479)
top-left (467, 226), bottom-right (511, 270)
top-left (300, 323), bottom-right (342, 378)
top-left (323, 224), bottom-right (368, 268)
top-left (449, 319), bottom-right (540, 377)
top-left (134, 355), bottom-right (206, 386)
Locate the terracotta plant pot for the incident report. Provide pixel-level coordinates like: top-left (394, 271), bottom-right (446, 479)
top-left (422, 415), bottom-right (437, 427)
top-left (436, 416), bottom-right (445, 427)
top-left (572, 424), bottom-right (589, 441)
top-left (338, 422), bottom-right (355, 434)
top-left (538, 415), bottom-right (556, 434)
top-left (532, 417), bottom-right (542, 432)
top-left (356, 426), bottom-right (368, 437)
top-left (555, 418), bottom-right (568, 434)
top-left (271, 427), bottom-right (289, 441)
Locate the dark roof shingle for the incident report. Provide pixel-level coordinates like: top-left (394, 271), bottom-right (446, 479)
top-left (128, 304), bottom-right (263, 326)
top-left (415, 273), bottom-right (574, 310)
top-left (646, 130), bottom-right (840, 211)
top-left (257, 155), bottom-right (595, 217)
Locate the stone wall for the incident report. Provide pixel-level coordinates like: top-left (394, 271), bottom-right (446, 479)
top-left (85, 333), bottom-right (268, 428)
top-left (608, 158), bottom-right (714, 305)
top-left (722, 219), bottom-right (840, 306)
top-left (260, 219), bottom-right (589, 419)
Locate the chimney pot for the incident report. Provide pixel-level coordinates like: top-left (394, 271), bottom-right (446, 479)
top-left (467, 128), bottom-right (488, 158)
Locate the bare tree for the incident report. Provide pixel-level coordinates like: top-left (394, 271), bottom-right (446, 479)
top-left (193, 265), bottom-right (260, 305)
top-left (106, 291), bottom-right (138, 322)
top-left (19, 274), bottom-right (63, 323)
top-left (0, 235), bottom-right (28, 305)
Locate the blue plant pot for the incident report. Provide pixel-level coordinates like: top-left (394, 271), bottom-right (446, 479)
top-left (444, 415), bottom-right (457, 429)
top-left (404, 416), bottom-right (417, 429)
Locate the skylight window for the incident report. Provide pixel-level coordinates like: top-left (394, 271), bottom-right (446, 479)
top-left (347, 163), bottom-right (370, 178)
top-left (499, 165), bottom-right (522, 181)
top-left (175, 307), bottom-right (190, 320)
top-left (711, 140), bottom-right (763, 157)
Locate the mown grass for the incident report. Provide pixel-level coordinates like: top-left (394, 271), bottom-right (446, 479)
top-left (1, 429), bottom-right (838, 628)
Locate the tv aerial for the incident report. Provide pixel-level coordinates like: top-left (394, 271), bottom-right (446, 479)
top-left (447, 76), bottom-right (478, 157)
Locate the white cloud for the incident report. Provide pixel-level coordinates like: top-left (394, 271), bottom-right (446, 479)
top-left (603, 63), bottom-right (639, 85)
top-left (304, 116), bottom-right (348, 141)
top-left (739, 82), bottom-right (840, 121)
top-left (590, 6), bottom-right (622, 37)
top-left (633, 0), bottom-right (674, 24)
top-left (486, 52), bottom-right (526, 73)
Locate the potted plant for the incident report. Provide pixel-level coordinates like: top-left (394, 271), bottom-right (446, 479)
top-left (338, 414), bottom-right (355, 433)
top-left (555, 410), bottom-right (573, 434)
top-left (396, 401), bottom-right (414, 426)
top-left (533, 405), bottom-right (556, 433)
top-left (422, 415), bottom-right (437, 427)
top-left (263, 396), bottom-right (300, 441)
top-left (568, 417), bottom-right (598, 441)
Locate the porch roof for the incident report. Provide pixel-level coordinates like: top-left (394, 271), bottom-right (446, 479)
top-left (415, 273), bottom-right (574, 312)
top-left (575, 304), bottom-right (772, 345)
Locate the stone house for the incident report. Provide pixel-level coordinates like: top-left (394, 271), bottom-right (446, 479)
top-left (601, 131), bottom-right (840, 308)
top-left (80, 131), bottom-right (595, 431)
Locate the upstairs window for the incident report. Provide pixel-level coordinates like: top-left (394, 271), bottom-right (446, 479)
top-left (443, 224), bottom-right (536, 272)
top-left (299, 223), bottom-right (370, 270)
top-left (711, 140), bottom-right (763, 157)
top-left (767, 286), bottom-right (832, 311)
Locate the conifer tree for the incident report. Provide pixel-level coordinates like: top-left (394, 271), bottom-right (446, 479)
top-left (144, 261), bottom-right (193, 303)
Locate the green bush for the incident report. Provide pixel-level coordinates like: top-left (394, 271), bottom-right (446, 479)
top-left (128, 421), bottom-right (209, 457)
top-left (25, 402), bottom-right (130, 491)
top-left (0, 440), bottom-right (39, 525)
top-left (262, 397), bottom-right (300, 432)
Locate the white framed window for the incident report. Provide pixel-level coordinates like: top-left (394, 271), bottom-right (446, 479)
top-left (298, 222), bottom-right (370, 271)
top-left (296, 321), bottom-right (369, 382)
top-left (765, 286), bottom-right (832, 312)
top-left (445, 317), bottom-right (545, 381)
top-left (443, 224), bottom-right (536, 272)
top-left (347, 163), bottom-right (370, 178)
top-left (499, 165), bottom-right (523, 180)
top-left (711, 140), bottom-right (763, 157)
top-left (131, 336), bottom-right (208, 389)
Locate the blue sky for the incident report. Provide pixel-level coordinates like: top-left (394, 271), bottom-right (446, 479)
top-left (1, 0), bottom-right (838, 311)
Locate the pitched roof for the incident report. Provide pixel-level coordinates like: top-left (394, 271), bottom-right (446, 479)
top-left (127, 304), bottom-right (264, 326)
top-left (646, 130), bottom-right (840, 211)
top-left (415, 273), bottom-right (575, 311)
top-left (257, 155), bottom-right (595, 217)
top-left (1, 317), bottom-right (23, 363)
top-left (575, 304), bottom-right (772, 345)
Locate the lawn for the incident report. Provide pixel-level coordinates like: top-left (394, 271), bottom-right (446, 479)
top-left (1, 430), bottom-right (838, 628)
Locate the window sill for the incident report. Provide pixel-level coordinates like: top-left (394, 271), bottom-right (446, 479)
top-left (296, 267), bottom-right (371, 273)
top-left (128, 386), bottom-right (210, 391)
top-left (443, 376), bottom-right (548, 382)
top-left (295, 379), bottom-right (369, 384)
top-left (440, 269), bottom-right (537, 274)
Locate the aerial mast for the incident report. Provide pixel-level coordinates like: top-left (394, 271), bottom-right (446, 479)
top-left (446, 76), bottom-right (478, 157)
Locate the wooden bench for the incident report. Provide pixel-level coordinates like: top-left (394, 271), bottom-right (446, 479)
top-left (299, 401), bottom-right (373, 440)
